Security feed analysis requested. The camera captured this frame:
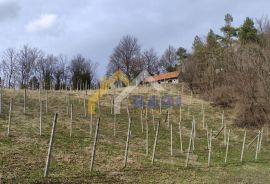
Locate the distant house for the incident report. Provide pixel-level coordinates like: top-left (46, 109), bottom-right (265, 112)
top-left (144, 71), bottom-right (180, 84)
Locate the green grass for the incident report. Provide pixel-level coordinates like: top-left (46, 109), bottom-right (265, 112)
top-left (0, 84), bottom-right (270, 183)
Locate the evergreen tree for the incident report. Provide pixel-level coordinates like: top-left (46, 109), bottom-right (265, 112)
top-left (220, 13), bottom-right (238, 46)
top-left (176, 47), bottom-right (188, 66)
top-left (239, 17), bottom-right (258, 44)
top-left (206, 29), bottom-right (218, 48)
top-left (192, 35), bottom-right (204, 54)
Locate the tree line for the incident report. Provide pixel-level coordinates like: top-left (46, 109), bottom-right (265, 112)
top-left (180, 14), bottom-right (270, 127)
top-left (106, 35), bottom-right (180, 80)
top-left (1, 13), bottom-right (268, 127)
top-left (0, 45), bottom-right (98, 90)
top-left (1, 37), bottom-right (181, 90)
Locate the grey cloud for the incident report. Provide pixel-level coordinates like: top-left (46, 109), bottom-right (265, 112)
top-left (0, 1), bottom-right (20, 21)
top-left (0, 0), bottom-right (269, 76)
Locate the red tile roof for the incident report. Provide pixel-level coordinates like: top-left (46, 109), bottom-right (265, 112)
top-left (145, 71), bottom-right (180, 82)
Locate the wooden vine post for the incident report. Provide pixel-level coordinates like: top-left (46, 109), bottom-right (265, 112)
top-left (255, 131), bottom-right (261, 161)
top-left (40, 101), bottom-right (42, 136)
top-left (70, 104), bottom-right (73, 137)
top-left (66, 93), bottom-right (70, 116)
top-left (83, 94), bottom-right (87, 118)
top-left (208, 129), bottom-right (212, 167)
top-left (224, 129), bottom-right (231, 164)
top-left (90, 117), bottom-right (100, 172)
top-left (110, 96), bottom-right (113, 114)
top-left (39, 85), bottom-right (41, 102)
top-left (152, 109), bottom-right (155, 131)
top-left (0, 84), bottom-right (2, 114)
top-left (113, 113), bottom-right (116, 137)
top-left (170, 123), bottom-right (173, 156)
top-left (259, 128), bottom-right (263, 153)
top-left (44, 113), bottom-right (58, 177)
top-left (192, 117), bottom-right (195, 151)
top-left (90, 105), bottom-right (93, 136)
top-left (179, 106), bottom-right (182, 123)
top-left (45, 90), bottom-right (48, 114)
top-left (179, 121), bottom-right (183, 153)
top-left (185, 124), bottom-right (194, 168)
top-left (123, 108), bottom-right (132, 168)
top-left (159, 96), bottom-right (162, 115)
top-left (240, 130), bottom-right (246, 163)
top-left (140, 109), bottom-right (144, 133)
top-left (24, 87), bottom-right (26, 114)
top-left (7, 98), bottom-right (12, 136)
top-left (151, 120), bottom-right (160, 165)
top-left (167, 109), bottom-right (170, 128)
top-left (146, 119), bottom-right (149, 156)
top-left (202, 105), bottom-right (205, 129)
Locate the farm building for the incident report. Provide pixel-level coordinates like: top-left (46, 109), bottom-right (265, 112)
top-left (144, 71), bottom-right (180, 84)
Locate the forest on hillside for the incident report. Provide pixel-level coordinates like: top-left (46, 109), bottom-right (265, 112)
top-left (180, 14), bottom-right (270, 128)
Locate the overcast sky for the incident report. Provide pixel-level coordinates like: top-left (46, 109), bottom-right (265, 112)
top-left (0, 0), bottom-right (269, 76)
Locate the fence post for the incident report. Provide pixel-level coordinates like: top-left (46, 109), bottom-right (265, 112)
top-left (44, 113), bottom-right (58, 177)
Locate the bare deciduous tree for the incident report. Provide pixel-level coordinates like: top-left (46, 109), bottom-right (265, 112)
top-left (142, 48), bottom-right (159, 75)
top-left (70, 54), bottom-right (97, 90)
top-left (159, 45), bottom-right (177, 72)
top-left (1, 48), bottom-right (18, 88)
top-left (108, 35), bottom-right (141, 80)
top-left (35, 54), bottom-right (57, 89)
top-left (18, 45), bottom-right (41, 88)
top-left (256, 15), bottom-right (270, 33)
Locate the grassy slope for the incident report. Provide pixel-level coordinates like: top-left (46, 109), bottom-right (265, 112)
top-left (0, 84), bottom-right (270, 183)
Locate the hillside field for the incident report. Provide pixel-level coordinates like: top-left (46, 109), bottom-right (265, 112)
top-left (1, 84), bottom-right (270, 183)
